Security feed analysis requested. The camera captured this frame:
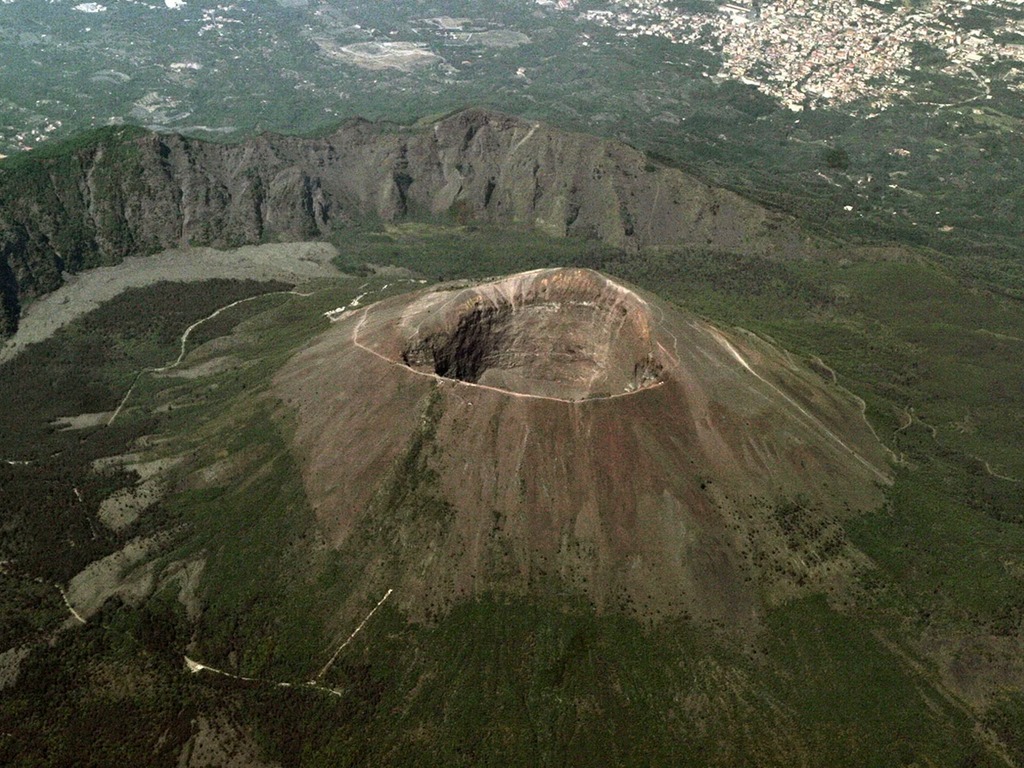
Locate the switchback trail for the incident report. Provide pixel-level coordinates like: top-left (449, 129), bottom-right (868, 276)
top-left (58, 561), bottom-right (394, 698)
top-left (183, 656), bottom-right (343, 697)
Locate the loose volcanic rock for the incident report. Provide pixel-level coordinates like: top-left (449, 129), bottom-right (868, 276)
top-left (275, 269), bottom-right (891, 631)
top-left (392, 269), bottom-right (662, 400)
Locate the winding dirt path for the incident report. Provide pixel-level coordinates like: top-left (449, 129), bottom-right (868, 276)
top-left (0, 242), bottom-right (342, 366)
top-left (895, 407), bottom-right (914, 433)
top-left (58, 557), bottom-right (394, 698)
top-left (980, 460), bottom-right (1021, 484)
top-left (107, 289), bottom-right (311, 426)
top-left (890, 406), bottom-right (1020, 483)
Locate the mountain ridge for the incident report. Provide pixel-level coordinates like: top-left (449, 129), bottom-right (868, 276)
top-left (274, 268), bottom-right (890, 632)
top-left (0, 108), bottom-right (811, 336)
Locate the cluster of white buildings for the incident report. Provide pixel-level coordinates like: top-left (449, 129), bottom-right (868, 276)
top-left (578, 0), bottom-right (1024, 111)
top-left (535, 0), bottom-right (579, 8)
top-left (6, 118), bottom-right (62, 151)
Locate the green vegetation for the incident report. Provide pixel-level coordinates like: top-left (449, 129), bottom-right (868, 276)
top-left (986, 694), bottom-right (1024, 766)
top-left (762, 596), bottom-right (983, 766)
top-left (3, 0), bottom-right (1024, 297)
top-left (0, 279), bottom-right (291, 458)
top-left (168, 407), bottom-right (339, 681)
top-left (3, 0), bottom-right (1024, 755)
top-left (331, 221), bottom-right (616, 282)
top-left (0, 596), bottom-right (196, 768)
top-left (1, 219), bottom-right (1022, 764)
top-left (0, 126), bottom-right (147, 169)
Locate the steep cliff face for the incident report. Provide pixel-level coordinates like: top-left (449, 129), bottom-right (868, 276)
top-left (0, 109), bottom-right (806, 334)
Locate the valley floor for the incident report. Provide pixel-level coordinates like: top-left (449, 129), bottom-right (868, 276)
top-left (0, 241), bottom-right (342, 364)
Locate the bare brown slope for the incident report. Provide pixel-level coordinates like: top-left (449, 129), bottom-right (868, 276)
top-left (0, 109), bottom-right (807, 332)
top-left (274, 269), bottom-right (890, 630)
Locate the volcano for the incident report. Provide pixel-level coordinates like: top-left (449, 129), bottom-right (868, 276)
top-left (275, 269), bottom-right (891, 629)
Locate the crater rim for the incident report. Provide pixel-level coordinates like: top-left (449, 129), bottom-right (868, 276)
top-left (393, 268), bottom-right (665, 401)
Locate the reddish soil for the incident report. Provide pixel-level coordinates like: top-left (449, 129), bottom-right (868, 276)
top-left (274, 269), bottom-right (891, 630)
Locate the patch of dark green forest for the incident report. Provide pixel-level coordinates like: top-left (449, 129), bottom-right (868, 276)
top-left (0, 278), bottom-right (292, 647)
top-left (0, 278), bottom-right (290, 457)
top-left (1, 224), bottom-right (1023, 765)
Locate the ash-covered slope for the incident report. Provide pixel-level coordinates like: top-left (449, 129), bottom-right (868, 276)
top-left (275, 269), bottom-right (890, 630)
top-left (0, 108), bottom-right (805, 335)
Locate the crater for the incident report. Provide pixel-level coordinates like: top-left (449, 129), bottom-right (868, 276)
top-left (277, 265), bottom-right (893, 627)
top-left (398, 269), bottom-right (663, 400)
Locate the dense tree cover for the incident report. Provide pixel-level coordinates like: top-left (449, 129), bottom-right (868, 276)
top-left (0, 278), bottom-right (293, 617)
top-left (0, 596), bottom-right (195, 768)
top-left (0, 279), bottom-right (290, 457)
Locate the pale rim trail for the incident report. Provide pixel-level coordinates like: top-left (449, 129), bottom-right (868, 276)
top-left (350, 292), bottom-right (667, 406)
top-left (351, 306), bottom-right (666, 405)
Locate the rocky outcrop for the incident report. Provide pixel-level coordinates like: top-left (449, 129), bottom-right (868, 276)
top-left (0, 108), bottom-right (807, 335)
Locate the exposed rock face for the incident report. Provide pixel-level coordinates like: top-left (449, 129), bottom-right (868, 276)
top-left (0, 109), bottom-right (807, 335)
top-left (394, 270), bottom-right (662, 400)
top-left (275, 269), bottom-right (890, 631)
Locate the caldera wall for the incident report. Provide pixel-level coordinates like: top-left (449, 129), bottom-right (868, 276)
top-left (0, 108), bottom-right (807, 336)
